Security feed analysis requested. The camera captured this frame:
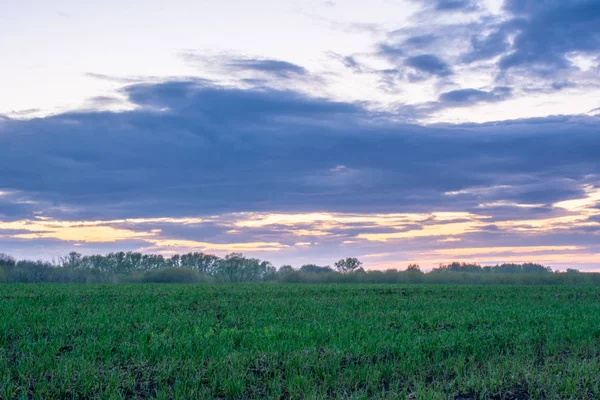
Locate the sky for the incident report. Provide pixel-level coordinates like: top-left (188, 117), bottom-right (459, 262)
top-left (1, 0), bottom-right (599, 270)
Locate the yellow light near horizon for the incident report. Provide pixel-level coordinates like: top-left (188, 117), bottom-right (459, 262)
top-left (234, 213), bottom-right (336, 228)
top-left (357, 221), bottom-right (484, 242)
top-left (498, 214), bottom-right (599, 232)
top-left (146, 238), bottom-right (288, 252)
top-left (2, 186), bottom-right (599, 260)
top-left (554, 186), bottom-right (600, 212)
top-left (14, 226), bottom-right (155, 243)
top-left (478, 201), bottom-right (545, 209)
top-left (292, 229), bottom-right (331, 237)
top-left (294, 242), bottom-right (312, 247)
top-left (430, 212), bottom-right (485, 220)
top-left (365, 253), bottom-right (600, 271)
top-left (431, 245), bottom-right (584, 257)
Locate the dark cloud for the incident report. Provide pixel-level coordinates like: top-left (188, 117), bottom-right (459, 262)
top-left (404, 54), bottom-right (452, 77)
top-left (332, 51), bottom-right (405, 91)
top-left (341, 55), bottom-right (363, 72)
top-left (356, 1), bottom-right (600, 100)
top-left (415, 0), bottom-right (479, 13)
top-left (1, 80), bottom-right (599, 221)
top-left (397, 87), bottom-right (514, 117)
top-left (123, 80), bottom-right (357, 119)
top-left (438, 87), bottom-right (513, 106)
top-left (402, 34), bottom-right (439, 48)
top-left (433, 0), bottom-right (478, 12)
top-left (378, 43), bottom-right (405, 62)
top-left (550, 81), bottom-right (576, 91)
top-left (500, 0), bottom-right (600, 74)
top-left (462, 30), bottom-right (510, 63)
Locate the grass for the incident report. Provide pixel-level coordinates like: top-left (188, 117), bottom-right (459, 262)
top-left (1, 284), bottom-right (600, 399)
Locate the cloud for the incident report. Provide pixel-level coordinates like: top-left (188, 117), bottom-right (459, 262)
top-left (2, 4), bottom-right (600, 268)
top-left (220, 59), bottom-right (308, 78)
top-left (453, 1), bottom-right (600, 77)
top-left (378, 43), bottom-right (405, 62)
top-left (404, 54), bottom-right (453, 77)
top-left (402, 34), bottom-right (439, 48)
top-left (142, 238), bottom-right (288, 253)
top-left (438, 86), bottom-right (513, 106)
top-left (181, 53), bottom-right (309, 80)
top-left (432, 0), bottom-right (479, 12)
top-left (1, 80), bottom-right (599, 230)
top-left (462, 30), bottom-right (510, 63)
top-left (7, 108), bottom-right (41, 117)
top-left (365, 0), bottom-right (600, 106)
top-left (85, 72), bottom-right (145, 84)
top-left (499, 0), bottom-right (600, 75)
top-left (414, 0), bottom-right (479, 13)
top-left (0, 218), bottom-right (156, 243)
top-left (397, 86), bottom-right (515, 117)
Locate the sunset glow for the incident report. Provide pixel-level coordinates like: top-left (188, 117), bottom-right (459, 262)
top-left (1, 0), bottom-right (599, 270)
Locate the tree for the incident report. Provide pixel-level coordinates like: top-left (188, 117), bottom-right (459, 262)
top-left (180, 252), bottom-right (220, 275)
top-left (432, 262), bottom-right (482, 273)
top-left (406, 263), bottom-right (421, 272)
top-left (213, 253), bottom-right (275, 282)
top-left (61, 252), bottom-right (83, 269)
top-left (169, 254), bottom-right (181, 268)
top-left (141, 254), bottom-right (167, 271)
top-left (279, 265), bottom-right (294, 273)
top-left (0, 253), bottom-right (16, 268)
top-left (334, 257), bottom-right (363, 273)
top-left (300, 264), bottom-right (333, 274)
top-left (14, 260), bottom-right (53, 283)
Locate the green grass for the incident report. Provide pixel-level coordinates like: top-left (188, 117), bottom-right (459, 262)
top-left (1, 284), bottom-right (600, 399)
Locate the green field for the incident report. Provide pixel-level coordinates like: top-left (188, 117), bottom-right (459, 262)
top-left (2, 284), bottom-right (600, 399)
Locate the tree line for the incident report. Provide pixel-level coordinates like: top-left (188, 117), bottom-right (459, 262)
top-left (0, 252), bottom-right (594, 285)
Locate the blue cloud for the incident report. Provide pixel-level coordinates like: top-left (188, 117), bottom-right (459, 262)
top-left (378, 0), bottom-right (600, 98)
top-left (462, 30), bottom-right (510, 63)
top-left (181, 53), bottom-right (309, 79)
top-left (402, 34), bottom-right (438, 48)
top-left (378, 43), bottom-right (405, 62)
top-left (404, 54), bottom-right (452, 77)
top-left (124, 80), bottom-right (357, 120)
top-left (438, 87), bottom-right (513, 105)
top-left (416, 0), bottom-right (479, 13)
top-left (434, 0), bottom-right (478, 12)
top-left (1, 80), bottom-right (599, 221)
top-left (223, 59), bottom-right (307, 78)
top-left (500, 0), bottom-right (600, 73)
